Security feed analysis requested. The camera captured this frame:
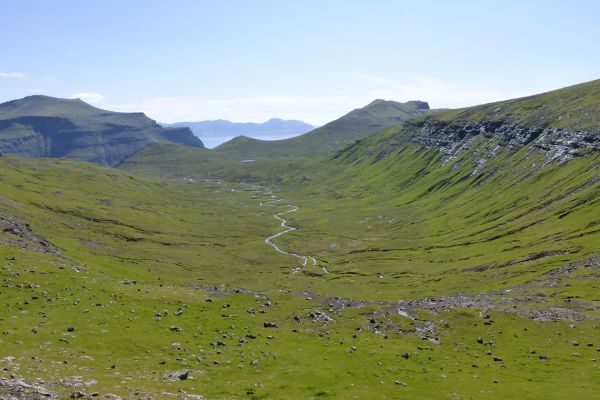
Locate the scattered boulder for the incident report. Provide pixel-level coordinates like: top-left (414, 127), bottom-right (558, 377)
top-left (178, 371), bottom-right (189, 380)
top-left (163, 370), bottom-right (190, 381)
top-left (0, 377), bottom-right (57, 398)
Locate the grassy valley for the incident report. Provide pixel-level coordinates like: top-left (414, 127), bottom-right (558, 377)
top-left (1, 81), bottom-right (598, 398)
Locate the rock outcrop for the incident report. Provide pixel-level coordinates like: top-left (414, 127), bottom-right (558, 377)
top-left (407, 120), bottom-right (599, 165)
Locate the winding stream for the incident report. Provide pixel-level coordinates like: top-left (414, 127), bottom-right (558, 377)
top-left (260, 192), bottom-right (325, 272)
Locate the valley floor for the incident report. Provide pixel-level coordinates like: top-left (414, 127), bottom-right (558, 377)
top-left (0, 155), bottom-right (599, 399)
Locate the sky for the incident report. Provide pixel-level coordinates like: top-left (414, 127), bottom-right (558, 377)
top-left (1, 0), bottom-right (599, 125)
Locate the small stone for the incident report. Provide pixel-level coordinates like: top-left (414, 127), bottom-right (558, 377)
top-left (493, 356), bottom-right (503, 362)
top-left (263, 321), bottom-right (278, 328)
top-left (401, 352), bottom-right (409, 360)
top-left (572, 341), bottom-right (580, 347)
top-left (67, 327), bottom-right (75, 332)
top-left (476, 337), bottom-right (484, 344)
top-left (394, 380), bottom-right (407, 386)
top-left (169, 326), bottom-right (182, 332)
top-left (178, 371), bottom-right (189, 380)
top-left (539, 355), bottom-right (548, 360)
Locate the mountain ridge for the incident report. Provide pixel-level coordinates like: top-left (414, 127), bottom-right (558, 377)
top-left (340, 79), bottom-right (600, 168)
top-left (0, 95), bottom-right (205, 166)
top-left (213, 99), bottom-right (436, 158)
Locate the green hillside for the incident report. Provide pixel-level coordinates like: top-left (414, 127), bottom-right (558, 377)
top-left (434, 79), bottom-right (600, 131)
top-left (0, 95), bottom-right (204, 166)
top-left (213, 99), bottom-right (435, 159)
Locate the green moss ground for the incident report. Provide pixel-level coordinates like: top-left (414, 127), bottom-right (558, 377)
top-left (0, 136), bottom-right (598, 399)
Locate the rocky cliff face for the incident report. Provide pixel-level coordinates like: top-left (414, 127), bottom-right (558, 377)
top-left (397, 119), bottom-right (599, 172)
top-left (0, 96), bottom-right (205, 166)
top-left (359, 80), bottom-right (600, 173)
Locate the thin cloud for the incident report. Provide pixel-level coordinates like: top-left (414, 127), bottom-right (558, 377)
top-left (0, 72), bottom-right (25, 79)
top-left (72, 92), bottom-right (105, 105)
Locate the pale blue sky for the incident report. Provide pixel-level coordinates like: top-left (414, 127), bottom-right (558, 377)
top-left (2, 0), bottom-right (599, 124)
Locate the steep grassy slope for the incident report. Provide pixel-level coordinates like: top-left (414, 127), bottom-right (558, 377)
top-left (213, 99), bottom-right (434, 158)
top-left (261, 80), bottom-right (600, 298)
top-left (434, 79), bottom-right (600, 131)
top-left (0, 95), bottom-right (204, 166)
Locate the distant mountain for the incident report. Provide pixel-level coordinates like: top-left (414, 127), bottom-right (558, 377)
top-left (166, 118), bottom-right (314, 148)
top-left (0, 95), bottom-right (204, 166)
top-left (214, 100), bottom-right (436, 158)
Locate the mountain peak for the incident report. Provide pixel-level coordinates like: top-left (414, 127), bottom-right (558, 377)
top-left (366, 99), bottom-right (387, 107)
top-left (405, 100), bottom-right (430, 110)
top-left (365, 99), bottom-right (430, 110)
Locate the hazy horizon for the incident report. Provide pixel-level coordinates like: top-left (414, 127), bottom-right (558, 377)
top-left (2, 1), bottom-right (599, 125)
